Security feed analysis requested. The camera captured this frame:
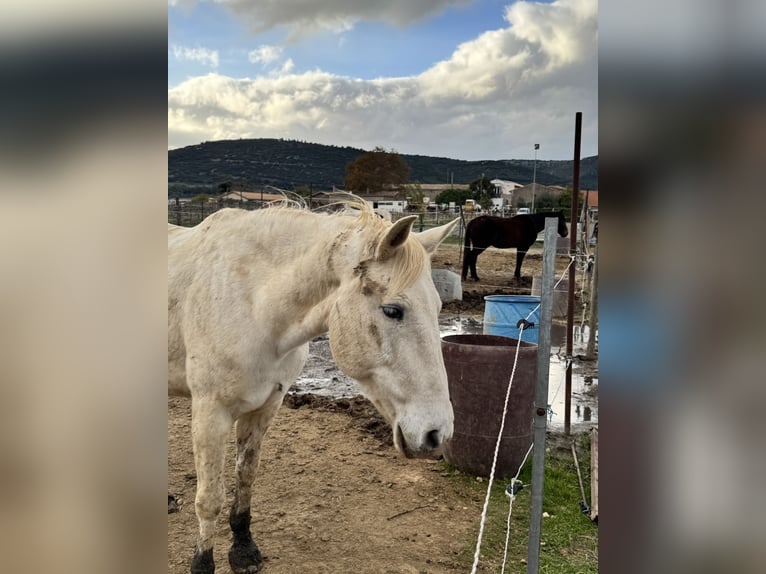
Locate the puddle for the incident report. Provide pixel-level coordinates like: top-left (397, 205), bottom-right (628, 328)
top-left (291, 336), bottom-right (361, 398)
top-left (547, 353), bottom-right (598, 430)
top-left (438, 315), bottom-right (484, 336)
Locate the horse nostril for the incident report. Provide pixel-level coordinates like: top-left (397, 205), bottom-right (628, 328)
top-left (425, 429), bottom-right (441, 450)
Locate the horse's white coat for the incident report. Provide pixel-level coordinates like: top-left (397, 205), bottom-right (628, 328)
top-left (168, 204), bottom-right (458, 569)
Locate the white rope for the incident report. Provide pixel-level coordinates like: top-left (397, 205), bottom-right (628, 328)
top-left (470, 325), bottom-right (526, 574)
top-left (470, 254), bottom-right (577, 574)
top-left (500, 442), bottom-right (534, 574)
top-left (521, 255), bottom-right (575, 325)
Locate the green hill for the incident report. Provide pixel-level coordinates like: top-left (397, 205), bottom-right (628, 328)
top-left (168, 138), bottom-right (597, 197)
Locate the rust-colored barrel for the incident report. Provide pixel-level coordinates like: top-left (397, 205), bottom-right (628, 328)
top-left (442, 334), bottom-right (537, 478)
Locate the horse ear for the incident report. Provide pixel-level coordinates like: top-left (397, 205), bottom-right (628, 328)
top-left (375, 215), bottom-right (418, 260)
top-left (415, 217), bottom-right (460, 255)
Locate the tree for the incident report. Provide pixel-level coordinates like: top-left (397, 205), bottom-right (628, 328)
top-left (535, 191), bottom-right (555, 211)
top-left (405, 182), bottom-right (426, 212)
top-left (217, 181), bottom-right (232, 195)
top-left (469, 176), bottom-right (495, 210)
top-left (434, 188), bottom-right (473, 206)
top-left (344, 147), bottom-right (410, 193)
top-left (551, 187), bottom-right (584, 220)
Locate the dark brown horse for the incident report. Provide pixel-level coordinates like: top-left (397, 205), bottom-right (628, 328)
top-left (461, 211), bottom-right (569, 281)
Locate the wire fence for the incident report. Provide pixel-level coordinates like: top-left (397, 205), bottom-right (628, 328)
top-left (167, 200), bottom-right (494, 228)
top-left (167, 202), bottom-right (591, 265)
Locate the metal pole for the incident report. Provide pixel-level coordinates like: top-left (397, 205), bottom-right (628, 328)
top-left (582, 187), bottom-right (591, 257)
top-left (458, 206), bottom-right (466, 270)
top-left (565, 112), bottom-right (582, 435)
top-left (526, 217), bottom-right (558, 574)
top-left (585, 243), bottom-right (598, 360)
top-left (531, 143), bottom-right (539, 213)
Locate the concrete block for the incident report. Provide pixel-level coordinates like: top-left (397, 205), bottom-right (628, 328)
top-left (431, 269), bottom-right (462, 302)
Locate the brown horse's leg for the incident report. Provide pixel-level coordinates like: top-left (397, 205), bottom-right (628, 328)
top-left (470, 247), bottom-right (486, 281)
top-left (514, 246), bottom-right (531, 279)
top-left (190, 398), bottom-right (233, 574)
top-left (461, 247), bottom-right (470, 280)
top-left (228, 400), bottom-right (281, 574)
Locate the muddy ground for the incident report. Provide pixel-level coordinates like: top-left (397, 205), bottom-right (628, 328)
top-left (168, 242), bottom-right (598, 573)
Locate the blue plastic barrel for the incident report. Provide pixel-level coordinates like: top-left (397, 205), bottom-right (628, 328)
top-left (483, 295), bottom-right (541, 344)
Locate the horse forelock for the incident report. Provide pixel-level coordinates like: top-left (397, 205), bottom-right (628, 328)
top-left (353, 224), bottom-right (428, 298)
top-left (385, 236), bottom-right (428, 296)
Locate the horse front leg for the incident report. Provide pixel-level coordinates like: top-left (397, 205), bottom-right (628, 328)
top-left (461, 248), bottom-right (470, 281)
top-left (514, 246), bottom-right (530, 279)
top-left (228, 400), bottom-right (282, 574)
top-left (190, 399), bottom-right (233, 574)
top-left (470, 247), bottom-right (485, 281)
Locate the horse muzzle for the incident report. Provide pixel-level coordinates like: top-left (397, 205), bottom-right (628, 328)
top-left (394, 423), bottom-right (451, 459)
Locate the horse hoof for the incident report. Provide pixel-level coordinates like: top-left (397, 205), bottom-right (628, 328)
top-left (168, 492), bottom-right (179, 514)
top-left (229, 541), bottom-right (263, 574)
top-left (191, 548), bottom-right (214, 574)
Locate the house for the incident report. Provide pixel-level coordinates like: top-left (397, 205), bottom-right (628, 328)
top-left (581, 190), bottom-right (598, 243)
top-left (354, 190), bottom-right (409, 212)
top-left (487, 179), bottom-right (523, 211)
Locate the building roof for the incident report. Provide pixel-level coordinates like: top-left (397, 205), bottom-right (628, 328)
top-left (221, 191), bottom-right (288, 202)
top-left (583, 190), bottom-right (598, 208)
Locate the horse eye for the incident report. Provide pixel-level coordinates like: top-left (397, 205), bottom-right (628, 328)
top-left (381, 304), bottom-right (404, 321)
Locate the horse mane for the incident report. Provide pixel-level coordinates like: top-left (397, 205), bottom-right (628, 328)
top-left (267, 192), bottom-right (427, 296)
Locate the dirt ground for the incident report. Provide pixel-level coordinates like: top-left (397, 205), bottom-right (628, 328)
top-left (168, 241), bottom-right (597, 573)
top-left (432, 242), bottom-right (573, 316)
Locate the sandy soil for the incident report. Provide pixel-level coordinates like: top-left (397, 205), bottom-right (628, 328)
top-left (168, 240), bottom-right (597, 573)
top-left (168, 395), bottom-right (485, 573)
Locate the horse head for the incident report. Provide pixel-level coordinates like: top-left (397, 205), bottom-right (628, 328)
top-left (557, 211), bottom-right (569, 237)
top-left (328, 215), bottom-right (459, 459)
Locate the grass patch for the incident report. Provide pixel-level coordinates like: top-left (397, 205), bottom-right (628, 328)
top-left (445, 437), bottom-right (597, 573)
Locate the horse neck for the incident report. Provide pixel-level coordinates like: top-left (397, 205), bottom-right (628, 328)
top-left (252, 209), bottom-right (363, 289)
top-left (245, 210), bottom-right (370, 351)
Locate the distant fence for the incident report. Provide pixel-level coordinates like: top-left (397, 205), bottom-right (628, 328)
top-left (167, 202), bottom-right (581, 246)
top-left (168, 200), bottom-right (261, 227)
top-left (167, 200), bottom-right (490, 229)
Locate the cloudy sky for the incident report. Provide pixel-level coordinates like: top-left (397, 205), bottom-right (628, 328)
top-left (168, 0), bottom-right (597, 161)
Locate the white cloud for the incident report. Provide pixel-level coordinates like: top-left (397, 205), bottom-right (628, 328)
top-left (187, 0), bottom-right (472, 38)
top-left (279, 58), bottom-right (295, 74)
top-left (168, 0), bottom-right (597, 159)
top-left (248, 45), bottom-right (283, 65)
top-left (170, 44), bottom-right (219, 68)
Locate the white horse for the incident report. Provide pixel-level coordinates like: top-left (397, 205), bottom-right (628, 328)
top-left (168, 200), bottom-right (459, 574)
